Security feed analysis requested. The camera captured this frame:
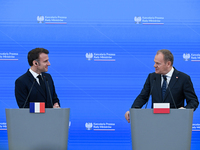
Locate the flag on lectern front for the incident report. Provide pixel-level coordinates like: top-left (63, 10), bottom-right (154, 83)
top-left (30, 102), bottom-right (45, 113)
top-left (153, 103), bottom-right (170, 114)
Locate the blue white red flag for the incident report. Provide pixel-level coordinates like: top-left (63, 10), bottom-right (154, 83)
top-left (30, 102), bottom-right (45, 113)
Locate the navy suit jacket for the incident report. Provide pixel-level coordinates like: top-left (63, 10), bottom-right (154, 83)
top-left (132, 68), bottom-right (199, 111)
top-left (15, 70), bottom-right (60, 108)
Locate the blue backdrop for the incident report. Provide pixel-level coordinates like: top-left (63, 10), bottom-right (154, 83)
top-left (0, 0), bottom-right (200, 149)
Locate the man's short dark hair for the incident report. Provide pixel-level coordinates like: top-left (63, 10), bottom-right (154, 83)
top-left (157, 49), bottom-right (174, 66)
top-left (28, 48), bottom-right (49, 66)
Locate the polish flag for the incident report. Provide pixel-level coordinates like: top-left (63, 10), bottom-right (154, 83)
top-left (30, 102), bottom-right (45, 113)
top-left (153, 103), bottom-right (170, 114)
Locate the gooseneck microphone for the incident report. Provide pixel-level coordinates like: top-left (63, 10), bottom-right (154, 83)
top-left (145, 77), bottom-right (156, 109)
top-left (45, 77), bottom-right (53, 107)
top-left (23, 79), bottom-right (36, 108)
top-left (163, 76), bottom-right (177, 109)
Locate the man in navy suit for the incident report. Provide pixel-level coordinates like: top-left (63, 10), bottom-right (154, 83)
top-left (125, 49), bottom-right (199, 123)
top-left (15, 48), bottom-right (60, 108)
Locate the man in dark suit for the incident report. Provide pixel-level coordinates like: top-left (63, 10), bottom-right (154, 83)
top-left (125, 49), bottom-right (199, 123)
top-left (15, 48), bottom-right (60, 108)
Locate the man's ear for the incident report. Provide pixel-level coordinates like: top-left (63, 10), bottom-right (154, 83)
top-left (167, 61), bottom-right (172, 67)
top-left (33, 60), bottom-right (38, 66)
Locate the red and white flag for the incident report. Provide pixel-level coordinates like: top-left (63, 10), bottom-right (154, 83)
top-left (153, 103), bottom-right (170, 114)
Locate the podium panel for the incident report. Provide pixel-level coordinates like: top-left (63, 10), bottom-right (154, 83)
top-left (6, 108), bottom-right (70, 150)
top-left (130, 109), bottom-right (193, 150)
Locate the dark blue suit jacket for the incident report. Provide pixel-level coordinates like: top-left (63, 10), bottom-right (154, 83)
top-left (15, 70), bottom-right (60, 108)
top-left (132, 68), bottom-right (199, 111)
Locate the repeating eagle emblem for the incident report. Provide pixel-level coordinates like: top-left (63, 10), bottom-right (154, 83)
top-left (183, 53), bottom-right (190, 61)
top-left (85, 53), bottom-right (93, 60)
top-left (85, 122), bottom-right (93, 130)
top-left (37, 16), bottom-right (44, 23)
top-left (134, 16), bottom-right (141, 24)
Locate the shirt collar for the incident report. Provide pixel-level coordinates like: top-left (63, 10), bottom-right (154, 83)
top-left (29, 68), bottom-right (41, 79)
top-left (165, 67), bottom-right (174, 78)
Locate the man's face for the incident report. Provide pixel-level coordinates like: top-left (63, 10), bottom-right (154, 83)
top-left (154, 53), bottom-right (170, 75)
top-left (37, 53), bottom-right (50, 73)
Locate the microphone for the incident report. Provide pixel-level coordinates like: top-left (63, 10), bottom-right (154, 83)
top-left (145, 77), bottom-right (156, 109)
top-left (163, 76), bottom-right (177, 109)
top-left (45, 77), bottom-right (53, 107)
top-left (23, 79), bottom-right (36, 108)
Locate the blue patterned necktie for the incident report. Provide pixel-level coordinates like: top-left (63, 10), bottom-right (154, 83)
top-left (162, 75), bottom-right (167, 100)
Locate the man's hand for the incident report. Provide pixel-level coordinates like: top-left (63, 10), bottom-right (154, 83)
top-left (125, 111), bottom-right (130, 123)
top-left (179, 107), bottom-right (185, 109)
top-left (53, 102), bottom-right (60, 108)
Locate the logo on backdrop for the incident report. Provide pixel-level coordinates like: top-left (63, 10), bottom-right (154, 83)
top-left (69, 121), bottom-right (71, 128)
top-left (134, 16), bottom-right (164, 25)
top-left (0, 52), bottom-right (19, 61)
top-left (183, 53), bottom-right (190, 61)
top-left (37, 16), bottom-right (44, 23)
top-left (134, 16), bottom-right (142, 24)
top-left (85, 122), bottom-right (115, 131)
top-left (192, 123), bottom-right (200, 131)
top-left (85, 53), bottom-right (93, 61)
top-left (85, 122), bottom-right (93, 130)
top-left (37, 15), bottom-right (67, 24)
top-left (85, 52), bottom-right (116, 61)
top-left (0, 122), bottom-right (7, 130)
top-left (183, 53), bottom-right (200, 62)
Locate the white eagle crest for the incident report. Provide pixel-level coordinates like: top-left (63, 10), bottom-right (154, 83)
top-left (134, 16), bottom-right (141, 24)
top-left (183, 53), bottom-right (190, 61)
top-left (85, 53), bottom-right (93, 61)
top-left (37, 16), bottom-right (44, 23)
top-left (85, 122), bottom-right (93, 130)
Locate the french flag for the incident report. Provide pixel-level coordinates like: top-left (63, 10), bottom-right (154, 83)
top-left (30, 102), bottom-right (45, 113)
top-left (153, 103), bottom-right (170, 114)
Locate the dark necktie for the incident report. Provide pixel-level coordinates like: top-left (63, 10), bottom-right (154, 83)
top-left (37, 75), bottom-right (46, 93)
top-left (161, 75), bottom-right (167, 100)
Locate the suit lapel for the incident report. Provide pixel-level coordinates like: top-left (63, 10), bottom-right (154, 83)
top-left (155, 74), bottom-right (162, 102)
top-left (163, 69), bottom-right (179, 101)
top-left (27, 70), bottom-right (46, 99)
top-left (39, 73), bottom-right (47, 98)
top-left (169, 69), bottom-right (179, 89)
top-left (27, 70), bottom-right (35, 83)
